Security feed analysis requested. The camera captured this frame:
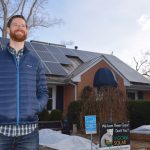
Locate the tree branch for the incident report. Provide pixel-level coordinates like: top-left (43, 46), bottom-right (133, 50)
top-left (0, 0), bottom-right (7, 15)
top-left (28, 17), bottom-right (63, 29)
top-left (6, 0), bottom-right (10, 5)
top-left (0, 26), bottom-right (3, 32)
top-left (9, 0), bottom-right (24, 19)
top-left (26, 0), bottom-right (38, 22)
top-left (133, 57), bottom-right (147, 71)
top-left (20, 0), bottom-right (26, 15)
top-left (0, 0), bottom-right (63, 38)
top-left (0, 0), bottom-right (8, 37)
top-left (138, 60), bottom-right (147, 70)
top-left (142, 72), bottom-right (150, 77)
top-left (133, 57), bottom-right (139, 71)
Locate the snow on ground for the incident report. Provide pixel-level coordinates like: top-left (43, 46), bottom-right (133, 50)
top-left (39, 129), bottom-right (99, 150)
top-left (130, 125), bottom-right (150, 134)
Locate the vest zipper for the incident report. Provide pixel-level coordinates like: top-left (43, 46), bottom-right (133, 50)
top-left (15, 56), bottom-right (20, 125)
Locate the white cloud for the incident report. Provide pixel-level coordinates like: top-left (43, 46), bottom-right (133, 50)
top-left (137, 14), bottom-right (150, 31)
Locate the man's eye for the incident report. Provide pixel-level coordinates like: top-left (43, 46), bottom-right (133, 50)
top-left (13, 24), bottom-right (26, 28)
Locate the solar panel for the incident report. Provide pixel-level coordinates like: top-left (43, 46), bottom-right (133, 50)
top-left (30, 42), bottom-right (46, 51)
top-left (25, 42), bottom-right (34, 50)
top-left (75, 50), bottom-right (99, 62)
top-left (36, 51), bottom-right (57, 62)
top-left (44, 62), bottom-right (67, 76)
top-left (54, 53), bottom-right (71, 64)
top-left (59, 47), bottom-right (78, 57)
top-left (43, 64), bottom-right (51, 75)
top-left (0, 38), bottom-right (70, 76)
top-left (44, 45), bottom-right (71, 65)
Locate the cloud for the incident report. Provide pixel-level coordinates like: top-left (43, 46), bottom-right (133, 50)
top-left (137, 14), bottom-right (150, 31)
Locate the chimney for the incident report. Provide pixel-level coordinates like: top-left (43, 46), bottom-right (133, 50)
top-left (74, 46), bottom-right (78, 50)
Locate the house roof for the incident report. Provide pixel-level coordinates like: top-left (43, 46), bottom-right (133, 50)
top-left (126, 84), bottom-right (150, 91)
top-left (0, 37), bottom-right (150, 85)
top-left (68, 54), bottom-right (150, 85)
top-left (103, 54), bottom-right (150, 84)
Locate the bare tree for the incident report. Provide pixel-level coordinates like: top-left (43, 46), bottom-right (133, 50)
top-left (60, 40), bottom-right (74, 47)
top-left (79, 86), bottom-right (127, 132)
top-left (133, 50), bottom-right (150, 78)
top-left (0, 0), bottom-right (63, 38)
top-left (96, 87), bottom-right (127, 123)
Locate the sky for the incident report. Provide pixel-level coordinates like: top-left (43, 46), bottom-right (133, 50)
top-left (28, 0), bottom-right (150, 67)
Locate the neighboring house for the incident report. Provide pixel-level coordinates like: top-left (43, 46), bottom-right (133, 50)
top-left (1, 38), bottom-right (150, 113)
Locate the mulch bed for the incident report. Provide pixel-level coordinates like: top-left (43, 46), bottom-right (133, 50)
top-left (130, 133), bottom-right (150, 142)
top-left (130, 133), bottom-right (150, 149)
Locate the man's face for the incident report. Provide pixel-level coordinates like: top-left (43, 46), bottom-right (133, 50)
top-left (7, 18), bottom-right (28, 42)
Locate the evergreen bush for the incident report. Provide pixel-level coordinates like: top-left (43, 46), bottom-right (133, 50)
top-left (128, 100), bottom-right (150, 129)
top-left (49, 109), bottom-right (63, 121)
top-left (67, 100), bottom-right (82, 129)
top-left (38, 109), bottom-right (50, 121)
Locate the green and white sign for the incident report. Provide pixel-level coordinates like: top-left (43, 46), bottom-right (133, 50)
top-left (100, 122), bottom-right (130, 150)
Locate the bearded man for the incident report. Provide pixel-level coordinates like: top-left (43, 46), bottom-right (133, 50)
top-left (0, 15), bottom-right (48, 150)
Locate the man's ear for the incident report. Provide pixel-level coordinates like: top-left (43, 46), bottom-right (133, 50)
top-left (26, 27), bottom-right (29, 35)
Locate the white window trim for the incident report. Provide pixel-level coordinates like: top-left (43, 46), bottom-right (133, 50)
top-left (48, 85), bottom-right (56, 110)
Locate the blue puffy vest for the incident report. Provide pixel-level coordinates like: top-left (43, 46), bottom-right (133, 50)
top-left (0, 46), bottom-right (48, 125)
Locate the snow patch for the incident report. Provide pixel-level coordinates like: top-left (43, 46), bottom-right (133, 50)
top-left (39, 129), bottom-right (99, 150)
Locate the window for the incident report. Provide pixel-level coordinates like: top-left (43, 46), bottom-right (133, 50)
top-left (128, 92), bottom-right (135, 100)
top-left (138, 91), bottom-right (143, 99)
top-left (47, 88), bottom-right (52, 110)
top-left (47, 86), bottom-right (56, 111)
top-left (127, 91), bottom-right (144, 100)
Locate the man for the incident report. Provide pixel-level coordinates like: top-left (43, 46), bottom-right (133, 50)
top-left (0, 15), bottom-right (48, 150)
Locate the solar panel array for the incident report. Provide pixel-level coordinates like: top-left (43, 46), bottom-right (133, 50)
top-left (75, 50), bottom-right (100, 62)
top-left (45, 45), bottom-right (71, 65)
top-left (0, 38), bottom-right (98, 76)
top-left (60, 47), bottom-right (78, 57)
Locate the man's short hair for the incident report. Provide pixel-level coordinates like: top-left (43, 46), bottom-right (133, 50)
top-left (7, 15), bottom-right (27, 28)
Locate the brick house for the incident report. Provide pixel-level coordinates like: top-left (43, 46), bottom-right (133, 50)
top-left (1, 38), bottom-right (150, 113)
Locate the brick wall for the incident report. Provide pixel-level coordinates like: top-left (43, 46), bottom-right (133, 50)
top-left (62, 59), bottom-right (150, 113)
top-left (77, 60), bottom-right (126, 98)
top-left (144, 91), bottom-right (150, 100)
top-left (63, 84), bottom-right (75, 113)
top-left (63, 60), bottom-right (126, 113)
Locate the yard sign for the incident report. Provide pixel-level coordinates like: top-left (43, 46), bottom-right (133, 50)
top-left (85, 115), bottom-right (97, 134)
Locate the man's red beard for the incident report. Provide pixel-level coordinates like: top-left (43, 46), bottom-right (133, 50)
top-left (10, 29), bottom-right (27, 42)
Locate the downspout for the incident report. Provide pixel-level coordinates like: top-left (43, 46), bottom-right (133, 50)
top-left (69, 82), bottom-right (77, 101)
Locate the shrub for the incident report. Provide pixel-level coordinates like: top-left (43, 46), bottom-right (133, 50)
top-left (38, 109), bottom-right (50, 121)
top-left (49, 109), bottom-right (63, 121)
top-left (128, 100), bottom-right (150, 129)
top-left (67, 100), bottom-right (82, 129)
